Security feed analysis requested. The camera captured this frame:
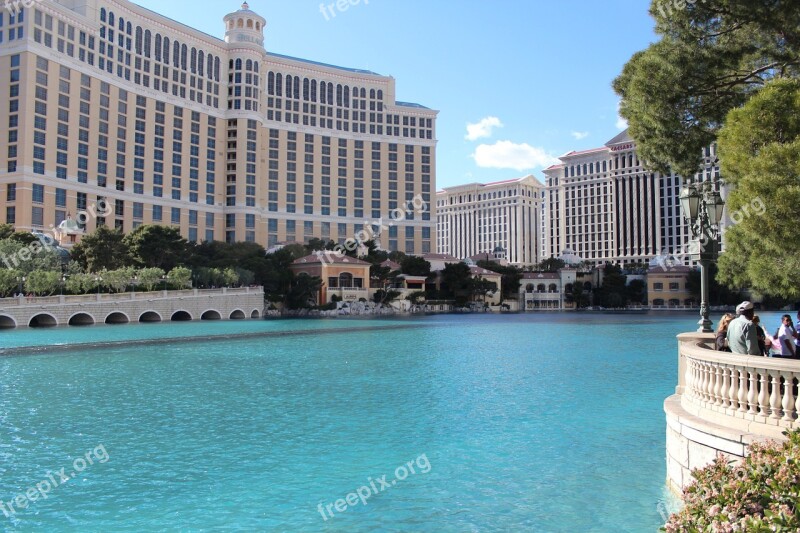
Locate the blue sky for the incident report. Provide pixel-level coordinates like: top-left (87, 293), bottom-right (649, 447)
top-left (133, 0), bottom-right (658, 189)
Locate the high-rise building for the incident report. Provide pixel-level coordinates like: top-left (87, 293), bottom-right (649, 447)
top-left (435, 175), bottom-right (544, 267)
top-left (0, 0), bottom-right (437, 253)
top-left (542, 130), bottom-right (722, 267)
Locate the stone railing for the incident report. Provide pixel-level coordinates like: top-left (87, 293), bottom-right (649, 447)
top-left (677, 333), bottom-right (800, 439)
top-left (666, 333), bottom-right (800, 491)
top-left (0, 287), bottom-right (261, 307)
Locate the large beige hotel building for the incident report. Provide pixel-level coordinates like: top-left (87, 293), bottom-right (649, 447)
top-left (0, 0), bottom-right (437, 253)
top-left (435, 175), bottom-right (544, 267)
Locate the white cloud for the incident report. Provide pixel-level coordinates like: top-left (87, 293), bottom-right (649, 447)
top-left (571, 131), bottom-right (589, 140)
top-left (465, 116), bottom-right (503, 141)
top-left (472, 141), bottom-right (559, 171)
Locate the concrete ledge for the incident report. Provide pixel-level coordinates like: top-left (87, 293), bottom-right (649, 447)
top-left (665, 394), bottom-right (783, 492)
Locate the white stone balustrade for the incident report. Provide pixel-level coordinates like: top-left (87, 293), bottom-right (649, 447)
top-left (666, 332), bottom-right (799, 492)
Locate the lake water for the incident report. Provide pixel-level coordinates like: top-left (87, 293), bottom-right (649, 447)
top-left (2, 311), bottom-right (785, 532)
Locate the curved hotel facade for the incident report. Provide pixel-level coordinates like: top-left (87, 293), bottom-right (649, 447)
top-left (0, 0), bottom-right (437, 253)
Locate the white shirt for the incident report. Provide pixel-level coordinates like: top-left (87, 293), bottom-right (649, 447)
top-left (779, 324), bottom-right (797, 356)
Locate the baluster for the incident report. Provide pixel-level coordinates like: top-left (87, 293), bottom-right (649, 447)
top-left (721, 366), bottom-right (731, 408)
top-left (794, 377), bottom-right (800, 424)
top-left (738, 367), bottom-right (748, 414)
top-left (729, 367), bottom-right (739, 410)
top-left (757, 372), bottom-right (770, 417)
top-left (769, 371), bottom-right (782, 420)
top-left (702, 362), bottom-right (711, 403)
top-left (782, 372), bottom-right (796, 424)
top-left (714, 363), bottom-right (727, 405)
top-left (747, 370), bottom-right (758, 415)
top-left (686, 359), bottom-right (695, 400)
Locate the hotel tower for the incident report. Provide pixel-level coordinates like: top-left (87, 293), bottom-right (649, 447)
top-left (0, 0), bottom-right (437, 253)
top-left (542, 130), bottom-right (723, 267)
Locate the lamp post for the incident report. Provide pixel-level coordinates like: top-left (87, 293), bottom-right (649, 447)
top-left (94, 276), bottom-right (103, 296)
top-left (679, 179), bottom-right (725, 333)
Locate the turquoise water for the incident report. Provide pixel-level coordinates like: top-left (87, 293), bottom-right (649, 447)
top-left (1, 312), bottom-right (784, 532)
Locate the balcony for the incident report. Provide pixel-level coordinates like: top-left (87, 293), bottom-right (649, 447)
top-left (665, 333), bottom-right (800, 491)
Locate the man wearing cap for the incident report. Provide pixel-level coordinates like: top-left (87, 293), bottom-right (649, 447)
top-left (726, 301), bottom-right (760, 355)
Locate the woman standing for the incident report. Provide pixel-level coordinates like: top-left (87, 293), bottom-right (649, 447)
top-left (715, 313), bottom-right (735, 352)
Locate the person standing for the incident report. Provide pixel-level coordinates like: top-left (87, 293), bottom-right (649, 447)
top-left (715, 313), bottom-right (735, 352)
top-left (726, 301), bottom-right (760, 355)
top-left (752, 315), bottom-right (768, 356)
top-left (777, 314), bottom-right (798, 359)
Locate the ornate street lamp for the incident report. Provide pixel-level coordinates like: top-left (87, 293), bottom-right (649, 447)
top-left (679, 180), bottom-right (725, 333)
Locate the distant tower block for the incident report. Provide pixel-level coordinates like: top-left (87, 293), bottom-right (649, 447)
top-left (224, 2), bottom-right (266, 48)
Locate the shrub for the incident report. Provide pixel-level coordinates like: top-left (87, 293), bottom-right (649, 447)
top-left (664, 429), bottom-right (800, 531)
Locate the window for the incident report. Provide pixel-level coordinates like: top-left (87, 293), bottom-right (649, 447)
top-left (653, 283), bottom-right (663, 292)
top-left (669, 282), bottom-right (680, 291)
top-left (55, 188), bottom-right (67, 207)
top-left (32, 184), bottom-right (44, 203)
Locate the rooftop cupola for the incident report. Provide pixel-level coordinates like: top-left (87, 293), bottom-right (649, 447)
top-left (223, 2), bottom-right (266, 48)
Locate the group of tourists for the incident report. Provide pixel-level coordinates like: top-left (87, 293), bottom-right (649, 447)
top-left (715, 301), bottom-right (799, 358)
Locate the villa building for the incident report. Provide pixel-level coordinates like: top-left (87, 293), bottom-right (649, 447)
top-left (542, 130), bottom-right (724, 268)
top-left (435, 175), bottom-right (544, 267)
top-left (647, 265), bottom-right (694, 308)
top-left (288, 253), bottom-right (370, 305)
top-left (0, 0), bottom-right (437, 254)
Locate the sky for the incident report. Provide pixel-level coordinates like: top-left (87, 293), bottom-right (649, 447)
top-left (132, 0), bottom-right (659, 189)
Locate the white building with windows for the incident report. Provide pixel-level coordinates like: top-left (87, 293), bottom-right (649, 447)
top-left (435, 175), bottom-right (544, 267)
top-left (542, 130), bottom-right (724, 267)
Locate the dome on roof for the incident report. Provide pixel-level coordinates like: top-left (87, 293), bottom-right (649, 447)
top-left (559, 248), bottom-right (583, 266)
top-left (57, 217), bottom-right (81, 235)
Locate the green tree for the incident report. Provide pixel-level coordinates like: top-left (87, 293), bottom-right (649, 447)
top-left (0, 224), bottom-right (15, 241)
top-left (25, 270), bottom-right (60, 296)
top-left (286, 273), bottom-right (322, 309)
top-left (626, 279), bottom-right (647, 305)
top-left (536, 257), bottom-right (566, 272)
top-left (687, 264), bottom-right (744, 306)
top-left (71, 226), bottom-right (130, 272)
top-left (65, 273), bottom-right (96, 295)
top-left (124, 225), bottom-right (189, 270)
top-left (613, 0), bottom-right (800, 177)
top-left (168, 266), bottom-right (192, 289)
top-left (440, 262), bottom-right (472, 300)
top-left (0, 268), bottom-right (21, 297)
top-left (221, 267), bottom-right (239, 287)
top-left (400, 256), bottom-right (432, 277)
top-left (102, 267), bottom-right (136, 293)
top-left (0, 239), bottom-right (61, 274)
top-left (596, 263), bottom-right (627, 308)
top-left (234, 267), bottom-right (255, 287)
top-left (716, 79), bottom-right (800, 298)
top-left (477, 260), bottom-right (521, 301)
top-left (136, 267), bottom-right (165, 292)
top-left (470, 277), bottom-right (498, 303)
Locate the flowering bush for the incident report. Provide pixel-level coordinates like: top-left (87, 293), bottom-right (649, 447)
top-left (664, 429), bottom-right (800, 531)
